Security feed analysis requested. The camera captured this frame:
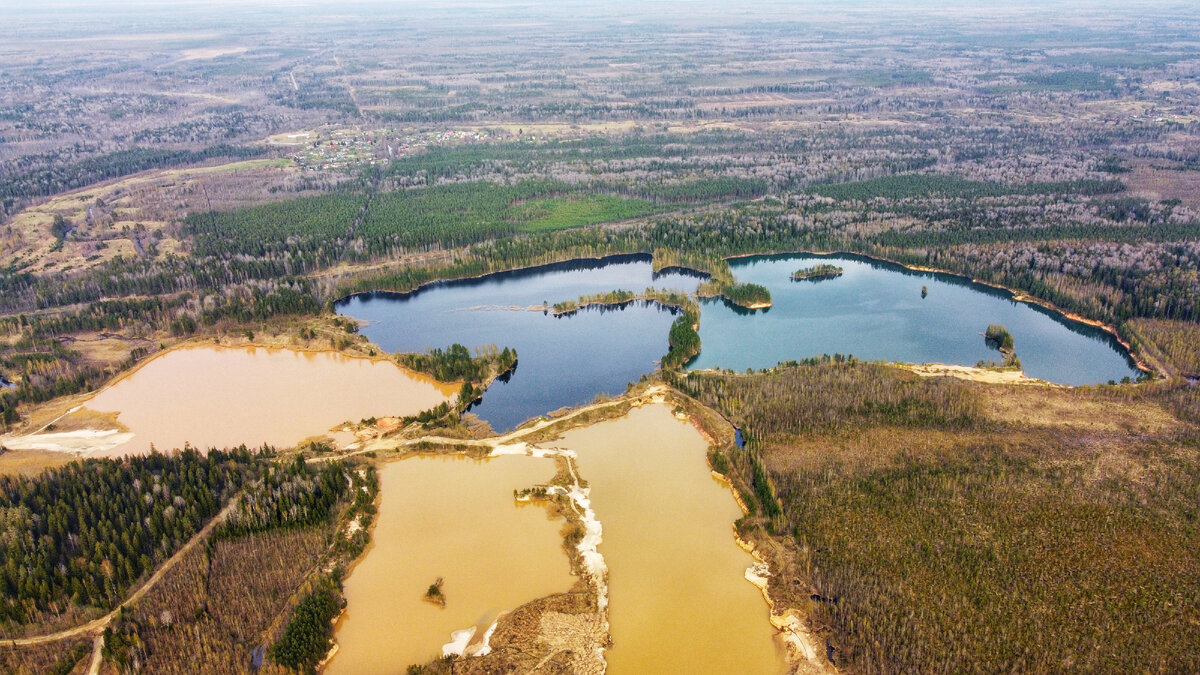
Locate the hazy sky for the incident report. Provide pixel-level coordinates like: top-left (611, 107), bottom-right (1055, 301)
top-left (4, 0), bottom-right (1195, 35)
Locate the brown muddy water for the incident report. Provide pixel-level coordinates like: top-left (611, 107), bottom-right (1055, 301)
top-left (86, 345), bottom-right (452, 456)
top-left (557, 403), bottom-right (785, 674)
top-left (327, 454), bottom-right (575, 674)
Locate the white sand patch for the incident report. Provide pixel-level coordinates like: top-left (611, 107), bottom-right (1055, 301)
top-left (488, 441), bottom-right (532, 456)
top-left (466, 614), bottom-right (504, 657)
top-left (441, 626), bottom-right (477, 657)
top-left (745, 561), bottom-right (771, 589)
top-left (0, 429), bottom-right (134, 455)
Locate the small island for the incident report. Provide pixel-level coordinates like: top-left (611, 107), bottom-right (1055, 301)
top-left (980, 323), bottom-right (1021, 369)
top-left (424, 577), bottom-right (446, 607)
top-left (984, 324), bottom-right (1015, 355)
top-left (791, 264), bottom-right (844, 282)
top-left (398, 343), bottom-right (517, 383)
top-left (718, 282), bottom-right (772, 309)
top-left (551, 287), bottom-right (694, 316)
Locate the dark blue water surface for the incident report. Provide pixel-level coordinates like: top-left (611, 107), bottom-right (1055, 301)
top-left (690, 254), bottom-right (1140, 386)
top-left (335, 255), bottom-right (701, 431)
top-left (336, 252), bottom-right (1141, 430)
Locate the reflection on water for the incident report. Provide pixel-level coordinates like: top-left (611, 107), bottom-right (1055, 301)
top-left (690, 253), bottom-right (1140, 385)
top-left (559, 404), bottom-right (784, 674)
top-left (86, 345), bottom-right (452, 455)
top-left (337, 255), bottom-right (700, 431)
top-left (339, 253), bottom-right (1140, 435)
top-left (327, 455), bottom-right (574, 674)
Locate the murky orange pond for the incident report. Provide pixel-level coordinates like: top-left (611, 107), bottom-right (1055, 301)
top-left (86, 345), bottom-right (452, 456)
top-left (559, 403), bottom-right (785, 674)
top-left (327, 454), bottom-right (574, 673)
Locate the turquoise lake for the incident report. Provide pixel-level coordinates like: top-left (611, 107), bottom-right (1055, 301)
top-left (690, 253), bottom-right (1140, 386)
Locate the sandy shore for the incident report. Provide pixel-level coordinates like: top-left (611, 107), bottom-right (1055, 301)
top-left (0, 428), bottom-right (134, 455)
top-left (900, 362), bottom-right (1058, 385)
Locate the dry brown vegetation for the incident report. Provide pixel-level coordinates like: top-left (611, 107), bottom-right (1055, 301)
top-left (457, 587), bottom-right (604, 674)
top-left (0, 158), bottom-right (339, 276)
top-left (1127, 318), bottom-right (1200, 377)
top-left (682, 361), bottom-right (1200, 673)
top-left (100, 528), bottom-right (327, 674)
top-left (1126, 160), bottom-right (1200, 209)
top-left (0, 449), bottom-right (75, 477)
top-left (0, 636), bottom-right (91, 674)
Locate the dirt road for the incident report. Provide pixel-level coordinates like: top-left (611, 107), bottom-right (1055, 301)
top-left (7, 497), bottom-right (239, 646)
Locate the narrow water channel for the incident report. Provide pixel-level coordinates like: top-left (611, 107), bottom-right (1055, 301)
top-left (556, 404), bottom-right (784, 674)
top-left (327, 455), bottom-right (575, 674)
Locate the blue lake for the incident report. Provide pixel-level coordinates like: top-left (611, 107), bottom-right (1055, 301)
top-left (690, 253), bottom-right (1140, 386)
top-left (336, 255), bottom-right (699, 431)
top-left (336, 253), bottom-right (1141, 430)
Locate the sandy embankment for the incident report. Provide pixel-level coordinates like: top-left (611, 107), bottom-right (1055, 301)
top-left (705, 455), bottom-right (833, 673)
top-left (485, 441), bottom-right (609, 671)
top-left (901, 362), bottom-right (1057, 385)
top-left (688, 395), bottom-right (836, 674)
top-left (491, 442), bottom-right (609, 612)
top-left (738, 537), bottom-right (835, 674)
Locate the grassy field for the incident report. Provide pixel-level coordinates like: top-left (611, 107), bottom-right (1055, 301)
top-left (512, 195), bottom-right (662, 232)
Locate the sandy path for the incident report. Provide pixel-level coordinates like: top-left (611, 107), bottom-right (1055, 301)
top-left (6, 497), bottom-right (239, 646)
top-left (317, 384), bottom-right (672, 461)
top-left (86, 634), bottom-right (104, 675)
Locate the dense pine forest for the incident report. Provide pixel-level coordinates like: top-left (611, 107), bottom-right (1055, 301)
top-left (0, 449), bottom-right (255, 628)
top-left (0, 446), bottom-right (373, 672)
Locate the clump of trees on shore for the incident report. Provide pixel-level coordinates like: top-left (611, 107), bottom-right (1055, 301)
top-left (271, 582), bottom-right (342, 671)
top-left (985, 324), bottom-right (1015, 353)
top-left (398, 343), bottom-right (517, 383)
top-left (982, 323), bottom-right (1021, 369)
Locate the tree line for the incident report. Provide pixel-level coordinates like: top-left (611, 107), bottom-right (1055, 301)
top-left (0, 448), bottom-right (257, 626)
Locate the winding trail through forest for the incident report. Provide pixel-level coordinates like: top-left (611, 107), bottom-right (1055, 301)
top-left (5, 497), bottom-right (240, 647)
